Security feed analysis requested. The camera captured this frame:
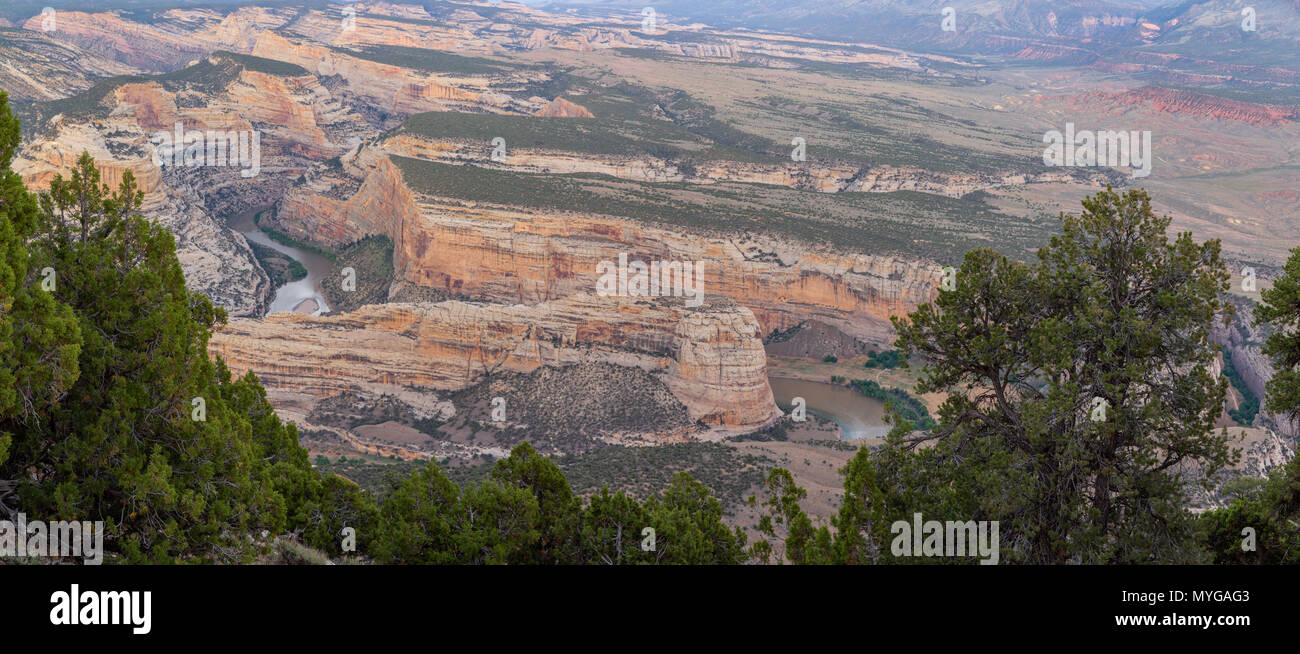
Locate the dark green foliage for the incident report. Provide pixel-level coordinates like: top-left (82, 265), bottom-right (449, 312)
top-left (208, 50), bottom-right (309, 77)
top-left (7, 151), bottom-right (306, 561)
top-left (864, 349), bottom-right (905, 369)
top-left (764, 323), bottom-right (803, 343)
top-left (1198, 455), bottom-right (1300, 564)
top-left (0, 90), bottom-right (82, 471)
top-left (487, 442), bottom-right (581, 564)
top-left (750, 467), bottom-right (822, 564)
top-left (848, 379), bottom-right (935, 430)
top-left (640, 472), bottom-right (748, 564)
top-left (321, 234), bottom-right (394, 313)
top-left (258, 224), bottom-right (338, 262)
top-left (751, 443), bottom-right (897, 565)
top-left (1256, 246), bottom-right (1300, 422)
top-left (370, 462), bottom-right (465, 564)
top-left (1199, 244), bottom-right (1300, 563)
top-left (247, 240), bottom-right (306, 286)
top-left (822, 354), bottom-right (838, 363)
top-left (1222, 350), bottom-right (1260, 426)
top-left (888, 187), bottom-right (1233, 563)
top-left (332, 45), bottom-right (509, 75)
top-left (370, 443), bottom-right (746, 564)
top-left (0, 91), bottom-right (372, 562)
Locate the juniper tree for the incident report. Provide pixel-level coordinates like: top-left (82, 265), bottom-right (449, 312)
top-left (580, 486), bottom-right (650, 564)
top-left (641, 472), bottom-right (748, 564)
top-left (1256, 246), bottom-right (1300, 422)
top-left (489, 441), bottom-right (582, 564)
top-left (5, 147), bottom-right (341, 561)
top-left (0, 91), bottom-right (82, 478)
top-left (889, 187), bottom-right (1234, 563)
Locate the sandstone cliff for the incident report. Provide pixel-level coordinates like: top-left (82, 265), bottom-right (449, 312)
top-left (19, 11), bottom-right (213, 72)
top-left (209, 296), bottom-right (782, 437)
top-left (271, 152), bottom-right (940, 345)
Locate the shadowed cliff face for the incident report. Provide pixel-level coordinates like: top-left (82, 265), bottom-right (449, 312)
top-left (209, 295), bottom-right (782, 438)
top-left (1212, 299), bottom-right (1298, 445)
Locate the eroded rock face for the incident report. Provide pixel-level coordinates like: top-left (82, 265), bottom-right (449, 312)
top-left (0, 28), bottom-right (141, 101)
top-left (209, 296), bottom-right (781, 435)
top-left (249, 31), bottom-right (539, 122)
top-left (1078, 86), bottom-right (1300, 127)
top-left (15, 54), bottom-right (375, 316)
top-left (1212, 300), bottom-right (1297, 443)
top-left (1185, 426), bottom-right (1296, 510)
top-left (271, 153), bottom-right (939, 345)
top-left (19, 10), bottom-right (214, 72)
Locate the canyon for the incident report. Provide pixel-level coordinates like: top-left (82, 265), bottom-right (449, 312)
top-left (4, 0), bottom-right (1296, 493)
top-left (270, 152), bottom-right (943, 345)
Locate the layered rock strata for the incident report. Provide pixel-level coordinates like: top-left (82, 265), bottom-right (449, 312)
top-left (273, 153), bottom-right (940, 345)
top-left (209, 296), bottom-right (782, 434)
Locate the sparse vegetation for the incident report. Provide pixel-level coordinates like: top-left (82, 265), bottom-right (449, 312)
top-left (863, 349), bottom-right (904, 369)
top-left (248, 240), bottom-right (307, 287)
top-left (322, 234), bottom-right (395, 313)
top-left (847, 379), bottom-right (935, 430)
top-left (391, 156), bottom-right (1049, 260)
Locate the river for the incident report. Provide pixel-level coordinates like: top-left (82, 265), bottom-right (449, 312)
top-left (228, 207), bottom-right (332, 316)
top-left (768, 376), bottom-right (892, 441)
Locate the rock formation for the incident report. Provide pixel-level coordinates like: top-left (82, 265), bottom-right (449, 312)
top-left (271, 153), bottom-right (940, 345)
top-left (535, 97), bottom-right (594, 118)
top-left (209, 296), bottom-right (782, 436)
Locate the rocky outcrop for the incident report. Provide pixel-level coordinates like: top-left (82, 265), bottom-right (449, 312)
top-left (17, 54), bottom-right (371, 211)
top-left (209, 296), bottom-right (781, 434)
top-left (1186, 426), bottom-right (1296, 510)
top-left (19, 11), bottom-right (213, 72)
top-left (278, 7), bottom-right (478, 52)
top-left (535, 97), bottom-right (594, 118)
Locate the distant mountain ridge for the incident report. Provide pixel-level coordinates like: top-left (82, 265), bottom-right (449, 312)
top-left (568, 0), bottom-right (1300, 65)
